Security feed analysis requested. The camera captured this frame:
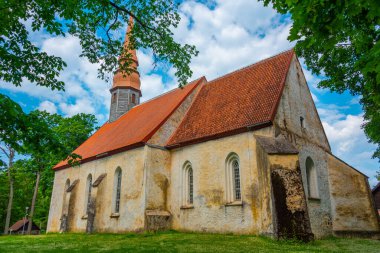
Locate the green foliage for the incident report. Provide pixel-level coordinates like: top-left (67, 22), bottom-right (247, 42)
top-left (262, 0), bottom-right (380, 161)
top-left (0, 106), bottom-right (97, 231)
top-left (0, 0), bottom-right (198, 88)
top-left (0, 162), bottom-right (34, 233)
top-left (22, 111), bottom-right (97, 167)
top-left (0, 232), bottom-right (380, 252)
top-left (0, 94), bottom-right (28, 152)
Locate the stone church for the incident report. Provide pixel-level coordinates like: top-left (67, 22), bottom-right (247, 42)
top-left (47, 22), bottom-right (380, 239)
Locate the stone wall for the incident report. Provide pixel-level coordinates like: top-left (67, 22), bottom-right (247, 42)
top-left (327, 154), bottom-right (379, 236)
top-left (47, 147), bottom-right (147, 233)
top-left (274, 55), bottom-right (330, 152)
top-left (168, 128), bottom-right (276, 234)
top-left (144, 146), bottom-right (171, 211)
top-left (274, 55), bottom-right (333, 237)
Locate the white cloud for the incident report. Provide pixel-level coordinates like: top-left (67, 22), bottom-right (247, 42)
top-left (0, 35), bottom-right (109, 120)
top-left (140, 74), bottom-right (176, 102)
top-left (320, 111), bottom-right (378, 185)
top-left (38, 101), bottom-right (57, 114)
top-left (172, 0), bottom-right (293, 81)
top-left (59, 98), bottom-right (96, 117)
top-left (322, 114), bottom-right (364, 155)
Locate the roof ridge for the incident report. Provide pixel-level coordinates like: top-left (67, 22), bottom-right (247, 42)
top-left (207, 48), bottom-right (294, 85)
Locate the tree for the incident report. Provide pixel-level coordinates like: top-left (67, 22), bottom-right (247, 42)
top-left (262, 0), bottom-right (380, 161)
top-left (20, 111), bottom-right (97, 234)
top-left (0, 145), bottom-right (15, 235)
top-left (0, 95), bottom-right (97, 233)
top-left (0, 0), bottom-right (197, 89)
top-left (0, 94), bottom-right (28, 234)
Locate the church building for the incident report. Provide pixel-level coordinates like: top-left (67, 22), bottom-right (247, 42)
top-left (47, 21), bottom-right (380, 239)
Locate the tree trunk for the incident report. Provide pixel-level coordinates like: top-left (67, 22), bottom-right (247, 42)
top-left (3, 148), bottom-right (14, 235)
top-left (27, 170), bottom-right (40, 235)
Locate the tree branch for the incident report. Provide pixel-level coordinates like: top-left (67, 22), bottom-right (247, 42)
top-left (0, 146), bottom-right (10, 159)
top-left (106, 10), bottom-right (119, 43)
top-left (108, 1), bottom-right (163, 38)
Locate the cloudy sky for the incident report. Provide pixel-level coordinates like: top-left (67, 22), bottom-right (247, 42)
top-left (1, 0), bottom-right (378, 185)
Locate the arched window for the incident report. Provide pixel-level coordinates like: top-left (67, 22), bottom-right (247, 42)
top-left (84, 174), bottom-right (92, 213)
top-left (131, 93), bottom-right (136, 104)
top-left (113, 167), bottom-right (122, 213)
top-left (226, 153), bottom-right (241, 203)
top-left (306, 157), bottom-right (319, 199)
top-left (182, 162), bottom-right (194, 206)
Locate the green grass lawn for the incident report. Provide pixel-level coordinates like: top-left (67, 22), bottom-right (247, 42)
top-left (0, 231), bottom-right (379, 252)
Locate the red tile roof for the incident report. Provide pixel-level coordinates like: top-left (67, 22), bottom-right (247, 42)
top-left (166, 50), bottom-right (294, 148)
top-left (9, 218), bottom-right (28, 231)
top-left (9, 218), bottom-right (40, 231)
top-left (54, 77), bottom-right (205, 170)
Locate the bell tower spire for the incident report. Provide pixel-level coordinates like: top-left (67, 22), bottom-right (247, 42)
top-left (109, 16), bottom-right (142, 122)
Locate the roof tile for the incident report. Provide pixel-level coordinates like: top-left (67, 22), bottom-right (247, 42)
top-left (166, 50), bottom-right (294, 147)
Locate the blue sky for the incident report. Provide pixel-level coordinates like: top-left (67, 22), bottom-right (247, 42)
top-left (0, 0), bottom-right (378, 186)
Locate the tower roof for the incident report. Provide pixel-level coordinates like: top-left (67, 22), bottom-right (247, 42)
top-left (111, 16), bottom-right (141, 92)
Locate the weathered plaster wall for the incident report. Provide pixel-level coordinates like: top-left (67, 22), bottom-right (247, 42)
top-left (142, 79), bottom-right (205, 230)
top-left (275, 56), bottom-right (330, 152)
top-left (168, 128), bottom-right (275, 234)
top-left (144, 146), bottom-right (171, 211)
top-left (47, 147), bottom-right (147, 233)
top-left (327, 154), bottom-right (379, 234)
top-left (254, 136), bottom-right (275, 235)
top-left (47, 172), bottom-right (65, 231)
top-left (274, 55), bottom-right (333, 237)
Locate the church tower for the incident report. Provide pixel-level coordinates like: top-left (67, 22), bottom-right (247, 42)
top-left (109, 17), bottom-right (141, 122)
